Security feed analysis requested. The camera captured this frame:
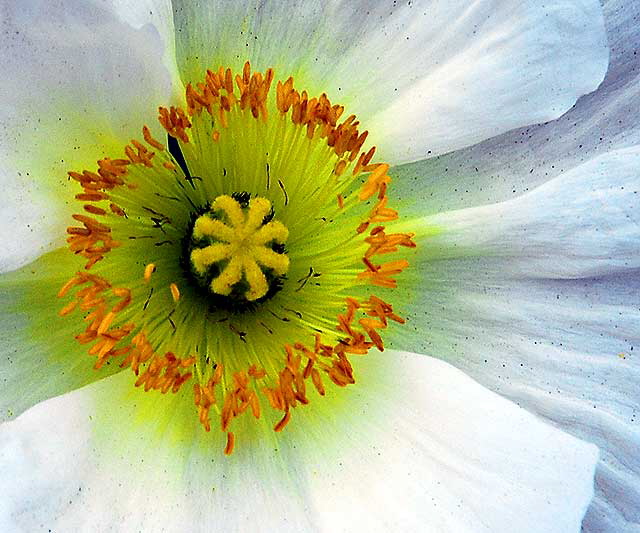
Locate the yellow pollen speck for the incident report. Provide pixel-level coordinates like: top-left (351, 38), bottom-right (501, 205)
top-left (170, 283), bottom-right (181, 302)
top-left (144, 263), bottom-right (156, 282)
top-left (191, 195), bottom-right (289, 301)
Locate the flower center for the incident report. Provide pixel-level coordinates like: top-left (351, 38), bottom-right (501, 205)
top-left (57, 61), bottom-right (416, 455)
top-left (186, 193), bottom-right (289, 308)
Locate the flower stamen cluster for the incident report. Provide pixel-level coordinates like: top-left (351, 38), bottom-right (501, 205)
top-left (57, 61), bottom-right (416, 454)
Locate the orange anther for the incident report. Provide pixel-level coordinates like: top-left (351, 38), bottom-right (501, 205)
top-left (58, 300), bottom-right (78, 316)
top-left (274, 409), bottom-right (291, 432)
top-left (97, 311), bottom-right (116, 335)
top-left (142, 125), bottom-right (165, 150)
top-left (224, 432), bottom-right (235, 455)
top-left (83, 204), bottom-right (106, 215)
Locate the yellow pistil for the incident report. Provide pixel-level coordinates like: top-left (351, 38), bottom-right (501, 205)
top-left (191, 195), bottom-right (289, 301)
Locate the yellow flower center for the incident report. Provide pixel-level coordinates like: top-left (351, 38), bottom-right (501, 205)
top-left (57, 61), bottom-right (416, 456)
top-left (190, 195), bottom-right (289, 302)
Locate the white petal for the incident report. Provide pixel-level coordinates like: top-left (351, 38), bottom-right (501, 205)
top-left (171, 0), bottom-right (608, 163)
top-left (0, 353), bottom-right (597, 532)
top-left (422, 145), bottom-right (640, 278)
top-left (367, 1), bottom-right (608, 162)
top-left (305, 352), bottom-right (598, 533)
top-left (109, 0), bottom-right (182, 96)
top-left (399, 147), bottom-right (640, 529)
top-left (0, 1), bottom-right (173, 271)
top-left (392, 0), bottom-right (634, 214)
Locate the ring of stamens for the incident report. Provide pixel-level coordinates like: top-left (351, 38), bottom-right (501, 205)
top-left (57, 61), bottom-right (416, 456)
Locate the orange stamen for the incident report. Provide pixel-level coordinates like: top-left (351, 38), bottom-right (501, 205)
top-left (274, 410), bottom-right (291, 432)
top-left (224, 432), bottom-right (235, 455)
top-left (142, 125), bottom-right (165, 151)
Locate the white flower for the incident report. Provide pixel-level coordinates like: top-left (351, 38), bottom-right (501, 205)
top-left (1, 1), bottom-right (636, 532)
